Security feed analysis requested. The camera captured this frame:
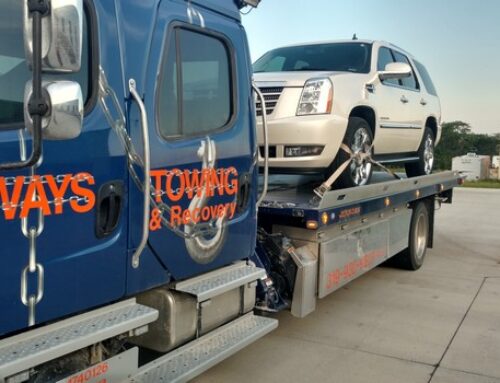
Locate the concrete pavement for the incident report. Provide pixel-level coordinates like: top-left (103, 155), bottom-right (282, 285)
top-left (195, 188), bottom-right (500, 383)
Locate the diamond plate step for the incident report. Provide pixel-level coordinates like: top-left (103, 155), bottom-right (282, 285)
top-left (174, 263), bottom-right (266, 302)
top-left (128, 312), bottom-right (278, 383)
top-left (0, 299), bottom-right (158, 381)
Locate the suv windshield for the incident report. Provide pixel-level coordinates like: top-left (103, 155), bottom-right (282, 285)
top-left (0, 1), bottom-right (89, 127)
top-left (254, 42), bottom-right (372, 74)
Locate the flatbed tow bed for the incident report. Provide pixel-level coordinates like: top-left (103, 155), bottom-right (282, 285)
top-left (254, 171), bottom-right (462, 318)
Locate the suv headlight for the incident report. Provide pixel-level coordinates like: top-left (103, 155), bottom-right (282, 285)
top-left (297, 78), bottom-right (333, 116)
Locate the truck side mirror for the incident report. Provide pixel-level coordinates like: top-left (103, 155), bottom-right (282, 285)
top-left (24, 81), bottom-right (83, 140)
top-left (24, 0), bottom-right (83, 73)
top-left (378, 62), bottom-right (412, 81)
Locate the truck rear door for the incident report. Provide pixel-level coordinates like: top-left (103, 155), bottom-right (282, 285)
top-left (138, 0), bottom-right (257, 279)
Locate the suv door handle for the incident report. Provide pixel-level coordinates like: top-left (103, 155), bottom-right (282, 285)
top-left (400, 95), bottom-right (409, 104)
top-left (420, 98), bottom-right (428, 106)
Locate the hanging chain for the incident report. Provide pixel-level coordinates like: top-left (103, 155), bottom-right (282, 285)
top-left (18, 130), bottom-right (45, 327)
top-left (98, 67), bottom-right (227, 240)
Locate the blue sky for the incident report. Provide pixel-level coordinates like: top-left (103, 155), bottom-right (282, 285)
top-left (242, 0), bottom-right (500, 135)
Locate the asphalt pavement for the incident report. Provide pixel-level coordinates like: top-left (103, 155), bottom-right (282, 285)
top-left (195, 187), bottom-right (500, 383)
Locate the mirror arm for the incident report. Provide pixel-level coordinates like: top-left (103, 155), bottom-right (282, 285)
top-left (0, 2), bottom-right (49, 171)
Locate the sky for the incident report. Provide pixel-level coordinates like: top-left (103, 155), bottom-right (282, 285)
top-left (241, 0), bottom-right (500, 135)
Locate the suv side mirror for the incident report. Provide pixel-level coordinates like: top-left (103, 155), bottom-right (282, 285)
top-left (378, 62), bottom-right (412, 81)
top-left (24, 81), bottom-right (83, 140)
top-left (24, 0), bottom-right (83, 72)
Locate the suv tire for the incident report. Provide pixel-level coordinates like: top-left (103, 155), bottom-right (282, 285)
top-left (405, 127), bottom-right (435, 177)
top-left (326, 117), bottom-right (373, 189)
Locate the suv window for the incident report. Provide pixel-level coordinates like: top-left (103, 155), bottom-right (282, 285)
top-left (158, 28), bottom-right (233, 139)
top-left (254, 43), bottom-right (373, 74)
top-left (0, 2), bottom-right (91, 126)
top-left (377, 47), bottom-right (398, 86)
top-left (393, 51), bottom-right (419, 91)
top-left (414, 60), bottom-right (438, 96)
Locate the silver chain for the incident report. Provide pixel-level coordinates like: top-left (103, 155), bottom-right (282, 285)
top-left (98, 68), bottom-right (228, 240)
top-left (18, 130), bottom-right (45, 327)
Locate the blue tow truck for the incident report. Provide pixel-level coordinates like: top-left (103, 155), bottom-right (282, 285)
top-left (0, 1), bottom-right (461, 382)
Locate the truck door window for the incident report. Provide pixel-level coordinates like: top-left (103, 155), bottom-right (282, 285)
top-left (158, 27), bottom-right (233, 139)
top-left (0, 1), bottom-right (92, 127)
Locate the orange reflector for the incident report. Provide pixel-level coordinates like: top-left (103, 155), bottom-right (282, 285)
top-left (306, 220), bottom-right (319, 230)
top-left (321, 212), bottom-right (329, 225)
top-left (384, 197), bottom-right (391, 207)
top-left (458, 177), bottom-right (465, 186)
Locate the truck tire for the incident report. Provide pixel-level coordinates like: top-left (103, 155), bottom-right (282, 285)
top-left (394, 202), bottom-right (430, 270)
top-left (405, 127), bottom-right (435, 177)
top-left (326, 117), bottom-right (373, 188)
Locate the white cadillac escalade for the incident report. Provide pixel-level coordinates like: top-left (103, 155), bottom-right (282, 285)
top-left (254, 39), bottom-right (441, 188)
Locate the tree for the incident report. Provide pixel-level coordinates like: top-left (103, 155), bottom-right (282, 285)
top-left (434, 121), bottom-right (500, 170)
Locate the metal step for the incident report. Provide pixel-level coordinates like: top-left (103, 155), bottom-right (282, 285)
top-left (174, 262), bottom-right (266, 302)
top-left (0, 299), bottom-right (158, 382)
top-left (128, 312), bottom-right (278, 383)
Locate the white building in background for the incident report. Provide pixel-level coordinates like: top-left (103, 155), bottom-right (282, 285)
top-left (452, 153), bottom-right (491, 181)
top-left (492, 156), bottom-right (500, 169)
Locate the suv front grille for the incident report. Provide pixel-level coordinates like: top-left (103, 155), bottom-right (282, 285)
top-left (256, 87), bottom-right (284, 116)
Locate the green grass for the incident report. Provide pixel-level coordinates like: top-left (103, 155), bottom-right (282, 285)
top-left (462, 179), bottom-right (500, 189)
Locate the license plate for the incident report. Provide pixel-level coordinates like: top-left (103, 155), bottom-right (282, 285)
top-left (56, 347), bottom-right (138, 383)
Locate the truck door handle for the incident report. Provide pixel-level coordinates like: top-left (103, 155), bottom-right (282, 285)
top-left (96, 181), bottom-right (124, 238)
top-left (420, 98), bottom-right (428, 106)
top-left (237, 173), bottom-right (251, 213)
top-left (400, 95), bottom-right (409, 104)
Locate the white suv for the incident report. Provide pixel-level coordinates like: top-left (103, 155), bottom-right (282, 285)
top-left (254, 40), bottom-right (441, 188)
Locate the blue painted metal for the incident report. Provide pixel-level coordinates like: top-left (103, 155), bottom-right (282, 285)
top-left (126, 0), bottom-right (258, 281)
top-left (0, 0), bottom-right (256, 337)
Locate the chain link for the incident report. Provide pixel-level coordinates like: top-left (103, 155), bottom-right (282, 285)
top-left (17, 129), bottom-right (45, 327)
top-left (2, 195), bottom-right (89, 212)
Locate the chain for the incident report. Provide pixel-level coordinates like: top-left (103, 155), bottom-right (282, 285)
top-left (18, 130), bottom-right (45, 326)
top-left (2, 196), bottom-right (89, 212)
top-left (98, 68), bottom-right (226, 240)
top-left (2, 174), bottom-right (93, 186)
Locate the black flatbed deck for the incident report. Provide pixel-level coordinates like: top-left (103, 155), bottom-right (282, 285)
top-left (259, 171), bottom-right (462, 230)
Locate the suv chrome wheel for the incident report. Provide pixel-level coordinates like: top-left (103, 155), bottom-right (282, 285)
top-left (423, 135), bottom-right (434, 175)
top-left (350, 127), bottom-right (373, 186)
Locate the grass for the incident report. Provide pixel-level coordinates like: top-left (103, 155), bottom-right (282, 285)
top-left (462, 179), bottom-right (500, 189)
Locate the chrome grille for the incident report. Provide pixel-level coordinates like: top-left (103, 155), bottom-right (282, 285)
top-left (256, 87), bottom-right (284, 116)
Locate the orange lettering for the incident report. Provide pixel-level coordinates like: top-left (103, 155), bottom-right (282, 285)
top-left (166, 169), bottom-right (185, 202)
top-left (170, 205), bottom-right (182, 227)
top-left (0, 176), bottom-right (24, 220)
top-left (184, 169), bottom-right (201, 199)
top-left (224, 167), bottom-right (239, 196)
top-left (46, 174), bottom-right (72, 215)
top-left (150, 170), bottom-right (168, 203)
top-left (20, 176), bottom-right (51, 218)
top-left (182, 209), bottom-right (191, 225)
top-left (70, 172), bottom-right (96, 213)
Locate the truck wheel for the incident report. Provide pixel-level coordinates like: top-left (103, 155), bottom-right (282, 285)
top-left (326, 117), bottom-right (373, 188)
top-left (405, 128), bottom-right (435, 177)
top-left (395, 202), bottom-right (430, 270)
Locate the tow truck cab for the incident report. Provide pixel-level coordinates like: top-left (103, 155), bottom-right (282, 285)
top-left (1, 0), bottom-right (270, 366)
